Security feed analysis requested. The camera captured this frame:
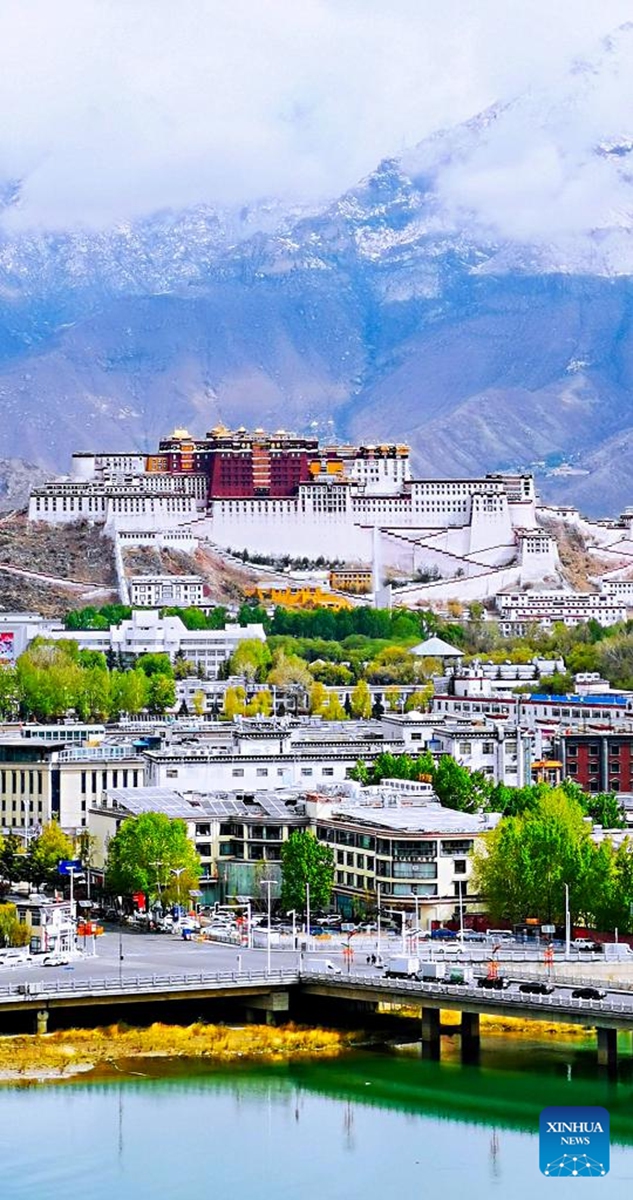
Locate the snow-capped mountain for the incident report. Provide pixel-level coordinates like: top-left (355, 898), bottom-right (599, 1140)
top-left (3, 23), bottom-right (633, 513)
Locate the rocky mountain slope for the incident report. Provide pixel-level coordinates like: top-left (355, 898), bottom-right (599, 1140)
top-left (1, 26), bottom-right (633, 512)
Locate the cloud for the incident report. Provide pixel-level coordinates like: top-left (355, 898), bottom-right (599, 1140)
top-left (0, 0), bottom-right (630, 228)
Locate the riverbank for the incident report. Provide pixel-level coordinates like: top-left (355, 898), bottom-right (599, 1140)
top-left (0, 1021), bottom-right (357, 1083)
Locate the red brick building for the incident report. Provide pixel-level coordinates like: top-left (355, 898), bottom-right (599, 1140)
top-left (558, 732), bottom-right (633, 793)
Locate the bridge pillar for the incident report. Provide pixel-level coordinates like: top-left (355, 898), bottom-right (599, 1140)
top-left (460, 1012), bottom-right (480, 1063)
top-left (421, 1007), bottom-right (441, 1060)
top-left (35, 1009), bottom-right (49, 1036)
top-left (596, 1028), bottom-right (618, 1073)
top-left (241, 992), bottom-right (289, 1026)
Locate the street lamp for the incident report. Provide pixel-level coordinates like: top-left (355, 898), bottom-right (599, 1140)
top-left (261, 883), bottom-right (275, 974)
top-left (305, 881), bottom-right (311, 954)
top-left (150, 860), bottom-right (164, 915)
top-left (457, 880), bottom-right (465, 947)
top-left (171, 867), bottom-right (186, 915)
top-left (564, 883), bottom-right (571, 960)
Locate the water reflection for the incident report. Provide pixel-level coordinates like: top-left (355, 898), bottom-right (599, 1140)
top-left (0, 1033), bottom-right (632, 1200)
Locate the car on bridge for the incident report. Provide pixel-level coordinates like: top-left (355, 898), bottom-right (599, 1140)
top-left (518, 981), bottom-right (554, 995)
top-left (431, 928), bottom-right (457, 940)
top-left (477, 976), bottom-right (510, 990)
top-left (571, 986), bottom-right (606, 1001)
top-left (572, 938), bottom-right (602, 952)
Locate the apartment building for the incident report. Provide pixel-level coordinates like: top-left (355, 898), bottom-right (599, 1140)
top-left (0, 738), bottom-right (145, 837)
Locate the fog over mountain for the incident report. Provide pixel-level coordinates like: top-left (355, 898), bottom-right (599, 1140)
top-left (2, 11), bottom-right (633, 514)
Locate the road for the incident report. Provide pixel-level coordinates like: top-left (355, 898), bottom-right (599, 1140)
top-left (1, 929), bottom-right (633, 1011)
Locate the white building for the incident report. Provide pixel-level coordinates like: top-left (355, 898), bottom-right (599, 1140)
top-left (129, 575), bottom-right (205, 608)
top-left (50, 611), bottom-right (266, 679)
top-left (495, 590), bottom-right (628, 632)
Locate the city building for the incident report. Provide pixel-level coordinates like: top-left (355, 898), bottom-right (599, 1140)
top-left (495, 590), bottom-right (628, 632)
top-left (89, 785), bottom-right (308, 901)
top-left (6, 892), bottom-right (75, 955)
top-left (556, 731), bottom-right (633, 794)
top-left (310, 793), bottom-right (501, 921)
top-left (128, 575), bottom-right (206, 608)
top-left (28, 426), bottom-right (544, 584)
top-left (0, 737), bottom-right (146, 837)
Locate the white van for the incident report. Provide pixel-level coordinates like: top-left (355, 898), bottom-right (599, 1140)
top-left (485, 930), bottom-right (514, 944)
top-left (0, 948), bottom-right (32, 967)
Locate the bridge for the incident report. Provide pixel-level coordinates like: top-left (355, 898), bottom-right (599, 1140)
top-left (3, 968), bottom-right (633, 1071)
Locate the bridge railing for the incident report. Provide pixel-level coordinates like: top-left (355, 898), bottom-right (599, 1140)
top-left (0, 969), bottom-right (299, 1003)
top-left (300, 971), bottom-right (633, 1015)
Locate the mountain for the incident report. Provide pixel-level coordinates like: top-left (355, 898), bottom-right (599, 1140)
top-left (2, 24), bottom-right (633, 512)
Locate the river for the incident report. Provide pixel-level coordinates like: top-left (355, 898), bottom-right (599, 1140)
top-left (1, 1032), bottom-right (633, 1199)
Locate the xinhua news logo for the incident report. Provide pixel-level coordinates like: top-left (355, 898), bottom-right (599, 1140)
top-left (540, 1107), bottom-right (610, 1177)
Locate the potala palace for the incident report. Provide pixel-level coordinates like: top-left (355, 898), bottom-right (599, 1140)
top-left (26, 425), bottom-right (633, 608)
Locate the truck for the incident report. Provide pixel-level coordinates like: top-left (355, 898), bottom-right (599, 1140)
top-left (444, 965), bottom-right (474, 987)
top-left (415, 961), bottom-right (446, 982)
top-left (603, 942), bottom-right (631, 961)
top-left (384, 955), bottom-right (420, 979)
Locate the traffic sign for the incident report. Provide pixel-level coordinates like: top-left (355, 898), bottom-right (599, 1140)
top-left (58, 859), bottom-right (82, 875)
top-left (541, 924), bottom-right (556, 934)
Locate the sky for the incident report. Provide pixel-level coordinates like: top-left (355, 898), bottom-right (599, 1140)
top-left (0, 0), bottom-right (631, 230)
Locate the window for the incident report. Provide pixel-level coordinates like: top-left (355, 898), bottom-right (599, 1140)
top-left (232, 768), bottom-right (244, 778)
top-left (454, 860), bottom-right (467, 874)
top-left (357, 855), bottom-right (365, 870)
top-left (441, 839), bottom-right (474, 856)
top-left (166, 769), bottom-right (178, 779)
top-left (256, 768), bottom-right (268, 777)
top-left (301, 768), bottom-right (313, 777)
top-left (458, 742), bottom-right (471, 755)
top-left (322, 767), bottom-right (334, 777)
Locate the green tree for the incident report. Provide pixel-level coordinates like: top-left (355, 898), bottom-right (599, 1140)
top-left (228, 639), bottom-right (271, 682)
top-left (433, 756), bottom-right (493, 813)
top-left (280, 830), bottom-right (334, 914)
top-left (105, 812), bottom-right (201, 906)
top-left (192, 689), bottom-right (206, 717)
top-left (0, 902), bottom-right (30, 947)
top-left (28, 822), bottom-right (75, 887)
top-left (585, 792), bottom-right (627, 830)
top-left (472, 790), bottom-right (595, 925)
top-left (136, 653), bottom-right (174, 678)
top-left (267, 652), bottom-right (312, 690)
top-left (0, 833), bottom-right (23, 883)
top-left (147, 674), bottom-right (176, 714)
top-left (0, 666), bottom-right (18, 718)
top-left (404, 683), bottom-right (434, 712)
top-left (118, 669), bottom-right (150, 715)
top-left (350, 680), bottom-right (372, 719)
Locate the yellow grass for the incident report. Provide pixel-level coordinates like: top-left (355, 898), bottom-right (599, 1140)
top-left (0, 1021), bottom-right (356, 1083)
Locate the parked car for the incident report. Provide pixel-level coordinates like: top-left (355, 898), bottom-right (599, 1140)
top-left (462, 930), bottom-right (487, 942)
top-left (431, 928), bottom-right (457, 940)
top-left (571, 987), bottom-right (606, 1001)
top-left (572, 938), bottom-right (601, 952)
top-left (43, 953), bottom-right (71, 967)
top-left (518, 981), bottom-right (554, 995)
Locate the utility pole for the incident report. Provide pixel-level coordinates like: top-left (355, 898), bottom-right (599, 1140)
top-left (261, 879), bottom-right (276, 975)
top-left (565, 883), bottom-right (571, 960)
